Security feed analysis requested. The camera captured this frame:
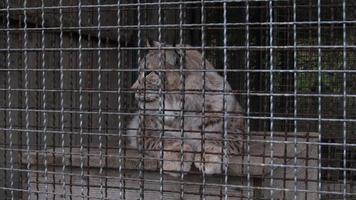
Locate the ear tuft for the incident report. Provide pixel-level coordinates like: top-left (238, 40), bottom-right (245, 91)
top-left (152, 41), bottom-right (162, 47)
top-left (145, 38), bottom-right (154, 47)
top-left (145, 39), bottom-right (164, 48)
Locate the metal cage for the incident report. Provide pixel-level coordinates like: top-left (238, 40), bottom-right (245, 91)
top-left (0, 0), bottom-right (355, 199)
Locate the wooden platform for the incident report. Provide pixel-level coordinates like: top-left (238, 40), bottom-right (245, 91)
top-left (21, 132), bottom-right (318, 200)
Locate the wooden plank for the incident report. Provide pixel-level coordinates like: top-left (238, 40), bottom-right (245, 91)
top-left (21, 132), bottom-right (318, 177)
top-left (23, 168), bottom-right (248, 200)
top-left (20, 131), bottom-right (319, 199)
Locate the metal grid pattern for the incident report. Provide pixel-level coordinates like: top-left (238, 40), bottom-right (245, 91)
top-left (0, 0), bottom-right (355, 199)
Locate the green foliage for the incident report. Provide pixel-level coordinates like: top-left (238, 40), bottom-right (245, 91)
top-left (296, 37), bottom-right (355, 93)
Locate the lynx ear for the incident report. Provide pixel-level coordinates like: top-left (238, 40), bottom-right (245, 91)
top-left (145, 38), bottom-right (154, 47)
top-left (145, 39), bottom-right (162, 48)
top-left (171, 44), bottom-right (186, 67)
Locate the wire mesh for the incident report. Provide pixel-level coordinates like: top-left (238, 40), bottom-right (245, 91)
top-left (0, 0), bottom-right (355, 200)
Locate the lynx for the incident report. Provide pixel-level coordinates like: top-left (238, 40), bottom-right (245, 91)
top-left (127, 41), bottom-right (245, 176)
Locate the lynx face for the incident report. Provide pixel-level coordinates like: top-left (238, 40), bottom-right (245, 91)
top-left (132, 50), bottom-right (184, 91)
top-left (131, 70), bottom-right (182, 123)
top-left (131, 71), bottom-right (161, 102)
top-left (131, 44), bottom-right (183, 114)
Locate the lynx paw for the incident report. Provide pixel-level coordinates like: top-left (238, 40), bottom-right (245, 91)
top-left (163, 142), bottom-right (194, 177)
top-left (194, 143), bottom-right (227, 175)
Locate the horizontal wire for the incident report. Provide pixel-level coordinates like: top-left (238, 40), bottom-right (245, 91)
top-left (0, 107), bottom-right (354, 123)
top-left (0, 88), bottom-right (355, 99)
top-left (0, 1), bottom-right (311, 11)
top-left (2, 20), bottom-right (356, 32)
top-left (0, 0), bottom-right (348, 11)
top-left (0, 68), bottom-right (356, 73)
top-left (1, 45), bottom-right (356, 52)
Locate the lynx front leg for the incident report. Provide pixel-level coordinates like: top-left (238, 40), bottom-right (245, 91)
top-left (162, 140), bottom-right (194, 177)
top-left (194, 136), bottom-right (243, 175)
top-left (142, 137), bottom-right (194, 177)
top-left (194, 141), bottom-right (224, 175)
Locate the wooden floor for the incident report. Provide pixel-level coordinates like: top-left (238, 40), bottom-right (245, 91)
top-left (24, 168), bottom-right (250, 200)
top-left (21, 132), bottom-right (319, 200)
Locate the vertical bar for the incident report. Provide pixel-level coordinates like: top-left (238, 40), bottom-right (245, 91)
top-left (292, 0), bottom-right (298, 199)
top-left (50, 30), bottom-right (57, 199)
top-left (69, 31), bottom-right (74, 200)
top-left (58, 0), bottom-right (67, 199)
top-left (40, 1), bottom-right (49, 198)
top-left (136, 1), bottom-right (144, 200)
top-left (77, 0), bottom-right (85, 199)
top-left (96, 0), bottom-right (104, 199)
top-left (268, 0), bottom-right (274, 199)
top-left (35, 27), bottom-right (40, 200)
top-left (342, 0), bottom-right (347, 199)
top-left (3, 33), bottom-right (8, 198)
top-left (5, 0), bottom-right (14, 199)
top-left (200, 1), bottom-right (206, 198)
top-left (157, 1), bottom-right (165, 199)
top-left (222, 1), bottom-right (229, 200)
top-left (86, 31), bottom-right (91, 199)
top-left (317, 0), bottom-right (322, 199)
top-left (104, 37), bottom-right (109, 199)
top-left (117, 1), bottom-right (124, 199)
top-left (16, 14), bottom-right (24, 200)
top-left (23, 0), bottom-right (32, 199)
top-left (178, 1), bottom-right (186, 200)
top-left (35, 24), bottom-right (40, 200)
top-left (245, 0), bottom-right (251, 199)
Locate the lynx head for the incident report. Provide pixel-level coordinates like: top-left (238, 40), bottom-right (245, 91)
top-left (131, 41), bottom-right (182, 93)
top-left (132, 39), bottom-right (211, 89)
top-left (131, 40), bottom-right (215, 107)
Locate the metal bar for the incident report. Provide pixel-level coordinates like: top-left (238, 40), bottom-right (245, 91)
top-left (200, 0), bottom-right (207, 198)
top-left (178, 1), bottom-right (186, 200)
top-left (317, 0), bottom-right (322, 198)
top-left (77, 0), bottom-right (85, 199)
top-left (136, 1), bottom-right (144, 200)
top-left (22, 0), bottom-right (32, 199)
top-left (342, 1), bottom-right (347, 199)
top-left (40, 0), bottom-right (49, 198)
top-left (222, 1), bottom-right (229, 199)
top-left (268, 0), bottom-right (275, 198)
top-left (245, 0), bottom-right (252, 199)
top-left (292, 0), bottom-right (298, 199)
top-left (116, 1), bottom-right (124, 199)
top-left (96, 0), bottom-right (104, 199)
top-left (5, 0), bottom-right (15, 199)
top-left (58, 0), bottom-right (67, 199)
